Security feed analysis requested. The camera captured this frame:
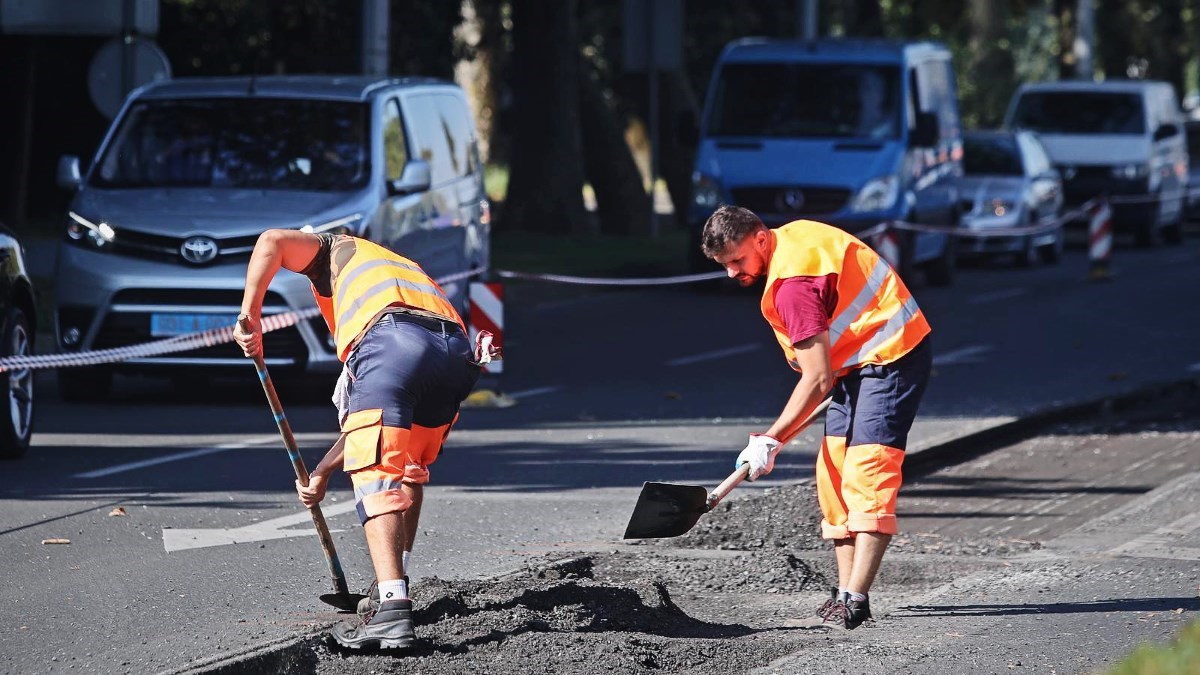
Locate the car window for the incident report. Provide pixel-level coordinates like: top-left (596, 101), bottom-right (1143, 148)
top-left (93, 98), bottom-right (370, 191)
top-left (1011, 91), bottom-right (1146, 135)
top-left (963, 135), bottom-right (1022, 176)
top-left (403, 94), bottom-right (454, 184)
top-left (382, 97), bottom-right (409, 182)
top-left (1018, 134), bottom-right (1051, 176)
top-left (435, 95), bottom-right (477, 178)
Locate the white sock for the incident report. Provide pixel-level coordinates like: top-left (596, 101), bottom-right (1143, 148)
top-left (837, 587), bottom-right (848, 598)
top-left (402, 550), bottom-right (411, 576)
top-left (848, 591), bottom-right (867, 602)
top-left (378, 578), bottom-right (408, 602)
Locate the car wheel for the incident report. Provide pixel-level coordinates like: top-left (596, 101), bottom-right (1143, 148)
top-left (57, 366), bottom-right (113, 403)
top-left (1038, 227), bottom-right (1064, 265)
top-left (1162, 218), bottom-right (1184, 245)
top-left (0, 306), bottom-right (34, 460)
top-left (921, 210), bottom-right (957, 287)
top-left (1134, 200), bottom-right (1160, 247)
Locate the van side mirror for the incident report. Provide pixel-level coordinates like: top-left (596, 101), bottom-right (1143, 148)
top-left (677, 112), bottom-right (700, 147)
top-left (57, 155), bottom-right (82, 190)
top-left (910, 111), bottom-right (939, 148)
top-left (1153, 123), bottom-right (1180, 141)
top-left (387, 160), bottom-right (431, 197)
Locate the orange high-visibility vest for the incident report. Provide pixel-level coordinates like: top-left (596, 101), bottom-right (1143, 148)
top-left (312, 237), bottom-right (465, 362)
top-left (762, 220), bottom-right (930, 373)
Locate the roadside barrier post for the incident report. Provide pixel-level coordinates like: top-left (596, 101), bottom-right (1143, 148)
top-left (872, 223), bottom-right (903, 271)
top-left (1088, 196), bottom-right (1113, 281)
top-left (463, 279), bottom-right (515, 408)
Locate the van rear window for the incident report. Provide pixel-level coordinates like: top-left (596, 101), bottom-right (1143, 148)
top-left (706, 63), bottom-right (901, 139)
top-left (92, 98), bottom-right (370, 191)
top-left (1011, 92), bottom-right (1145, 135)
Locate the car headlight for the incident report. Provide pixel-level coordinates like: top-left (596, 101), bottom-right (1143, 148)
top-left (847, 176), bottom-right (899, 213)
top-left (987, 198), bottom-right (1016, 217)
top-left (692, 172), bottom-right (721, 209)
top-left (300, 213), bottom-right (364, 236)
top-left (66, 211), bottom-right (116, 250)
top-left (1111, 163), bottom-right (1149, 180)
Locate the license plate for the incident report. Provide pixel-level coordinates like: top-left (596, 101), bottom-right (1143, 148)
top-left (150, 313), bottom-right (238, 337)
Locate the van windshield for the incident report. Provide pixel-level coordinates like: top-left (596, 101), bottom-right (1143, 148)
top-left (963, 135), bottom-right (1023, 176)
top-left (91, 98), bottom-right (370, 190)
top-left (1011, 92), bottom-right (1145, 135)
top-left (706, 63), bottom-right (901, 139)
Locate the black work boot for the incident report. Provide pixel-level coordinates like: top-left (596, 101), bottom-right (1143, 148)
top-left (332, 598), bottom-right (415, 650)
top-left (815, 587), bottom-right (840, 619)
top-left (827, 594), bottom-right (873, 630)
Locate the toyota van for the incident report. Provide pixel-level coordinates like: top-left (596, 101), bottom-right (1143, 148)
top-left (54, 76), bottom-right (489, 399)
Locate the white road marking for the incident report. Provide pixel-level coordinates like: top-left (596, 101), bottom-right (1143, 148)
top-left (932, 344), bottom-right (994, 366)
top-left (162, 499), bottom-right (359, 552)
top-left (969, 288), bottom-right (1028, 304)
top-left (74, 437), bottom-right (282, 479)
top-left (667, 344), bottom-right (761, 367)
top-left (508, 385), bottom-right (562, 399)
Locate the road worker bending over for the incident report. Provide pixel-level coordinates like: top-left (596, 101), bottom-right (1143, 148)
top-left (701, 205), bottom-right (932, 630)
top-left (234, 230), bottom-right (484, 649)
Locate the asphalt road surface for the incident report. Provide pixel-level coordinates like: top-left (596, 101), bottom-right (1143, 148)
top-left (2, 231), bottom-right (1199, 674)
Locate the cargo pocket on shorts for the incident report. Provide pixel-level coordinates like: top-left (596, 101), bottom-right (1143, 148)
top-left (341, 408), bottom-right (383, 472)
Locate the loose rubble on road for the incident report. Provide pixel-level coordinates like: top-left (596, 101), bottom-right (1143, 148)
top-left (204, 385), bottom-right (1200, 675)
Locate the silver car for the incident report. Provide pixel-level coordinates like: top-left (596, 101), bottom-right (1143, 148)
top-left (958, 130), bottom-right (1064, 266)
top-left (54, 76), bottom-right (489, 400)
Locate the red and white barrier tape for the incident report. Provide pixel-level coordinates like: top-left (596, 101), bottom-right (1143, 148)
top-left (0, 188), bottom-right (1180, 373)
top-left (0, 268), bottom-right (486, 374)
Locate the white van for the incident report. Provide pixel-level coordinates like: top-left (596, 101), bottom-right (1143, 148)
top-left (1004, 80), bottom-right (1188, 245)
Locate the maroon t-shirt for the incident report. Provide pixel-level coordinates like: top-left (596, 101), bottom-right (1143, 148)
top-left (770, 274), bottom-right (839, 345)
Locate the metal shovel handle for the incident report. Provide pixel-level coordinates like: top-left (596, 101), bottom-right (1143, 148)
top-left (239, 317), bottom-right (352, 600)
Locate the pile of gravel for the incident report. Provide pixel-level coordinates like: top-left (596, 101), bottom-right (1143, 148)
top-left (635, 483), bottom-right (827, 552)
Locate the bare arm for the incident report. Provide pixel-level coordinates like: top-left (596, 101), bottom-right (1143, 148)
top-left (764, 331), bottom-right (834, 444)
top-left (234, 229), bottom-right (323, 357)
top-left (297, 434), bottom-right (345, 508)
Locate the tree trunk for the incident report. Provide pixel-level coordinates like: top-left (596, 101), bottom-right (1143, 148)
top-left (967, 0), bottom-right (1014, 128)
top-left (501, 0), bottom-right (590, 234)
top-left (579, 58), bottom-right (651, 236)
top-left (623, 69), bottom-right (700, 232)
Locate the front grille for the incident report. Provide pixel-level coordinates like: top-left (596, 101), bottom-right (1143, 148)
top-left (108, 230), bottom-right (259, 266)
top-left (94, 289), bottom-right (308, 366)
top-left (731, 186), bottom-right (851, 216)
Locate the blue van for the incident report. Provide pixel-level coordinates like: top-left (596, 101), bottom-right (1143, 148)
top-left (689, 38), bottom-right (962, 285)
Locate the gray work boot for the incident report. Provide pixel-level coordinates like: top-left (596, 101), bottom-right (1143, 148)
top-left (357, 576), bottom-right (408, 616)
top-left (332, 598), bottom-right (415, 650)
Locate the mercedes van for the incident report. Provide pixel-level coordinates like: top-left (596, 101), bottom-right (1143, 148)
top-left (1005, 80), bottom-right (1188, 245)
top-left (688, 38), bottom-right (962, 284)
top-left (54, 76), bottom-right (489, 399)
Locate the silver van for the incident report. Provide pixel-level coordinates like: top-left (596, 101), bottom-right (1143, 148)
top-left (54, 76), bottom-right (489, 399)
top-left (1005, 80), bottom-right (1188, 246)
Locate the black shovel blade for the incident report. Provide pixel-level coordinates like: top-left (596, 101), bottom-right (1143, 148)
top-left (320, 591), bottom-right (369, 613)
top-left (622, 481), bottom-right (710, 539)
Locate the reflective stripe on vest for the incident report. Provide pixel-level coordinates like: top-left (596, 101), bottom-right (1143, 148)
top-left (316, 237), bottom-right (464, 361)
top-left (762, 220), bottom-right (930, 373)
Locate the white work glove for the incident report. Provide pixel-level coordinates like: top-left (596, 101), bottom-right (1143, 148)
top-left (735, 433), bottom-right (782, 481)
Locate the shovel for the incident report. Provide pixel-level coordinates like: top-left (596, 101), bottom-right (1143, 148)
top-left (239, 318), bottom-right (366, 612)
top-left (623, 397), bottom-right (832, 539)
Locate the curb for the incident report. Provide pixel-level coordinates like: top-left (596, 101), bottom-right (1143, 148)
top-left (904, 376), bottom-right (1200, 472)
top-left (167, 376), bottom-right (1200, 674)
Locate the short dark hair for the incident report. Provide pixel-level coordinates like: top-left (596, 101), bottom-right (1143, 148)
top-left (701, 205), bottom-right (766, 258)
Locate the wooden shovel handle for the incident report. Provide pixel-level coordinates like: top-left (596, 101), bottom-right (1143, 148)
top-left (705, 396), bottom-right (833, 511)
